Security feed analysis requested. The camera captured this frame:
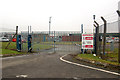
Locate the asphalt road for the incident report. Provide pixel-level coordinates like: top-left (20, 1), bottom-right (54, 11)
top-left (2, 51), bottom-right (119, 79)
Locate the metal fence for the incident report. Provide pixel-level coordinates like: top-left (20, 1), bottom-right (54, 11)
top-left (30, 31), bottom-right (81, 53)
top-left (21, 31), bottom-right (28, 52)
top-left (98, 20), bottom-right (119, 62)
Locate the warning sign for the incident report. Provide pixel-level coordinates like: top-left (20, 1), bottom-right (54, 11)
top-left (82, 33), bottom-right (94, 49)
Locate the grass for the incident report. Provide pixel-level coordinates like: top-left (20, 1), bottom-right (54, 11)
top-left (0, 42), bottom-right (28, 56)
top-left (1, 49), bottom-right (23, 54)
top-left (1, 42), bottom-right (16, 49)
top-left (76, 54), bottom-right (120, 66)
top-left (103, 48), bottom-right (118, 61)
top-left (32, 43), bottom-right (53, 50)
top-left (0, 42), bottom-right (53, 56)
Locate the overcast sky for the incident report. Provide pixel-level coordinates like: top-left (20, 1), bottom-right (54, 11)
top-left (0, 0), bottom-right (120, 33)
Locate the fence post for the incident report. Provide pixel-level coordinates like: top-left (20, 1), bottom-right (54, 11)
top-left (94, 21), bottom-right (99, 55)
top-left (116, 10), bottom-right (120, 63)
top-left (16, 26), bottom-right (18, 50)
top-left (81, 24), bottom-right (83, 54)
top-left (93, 24), bottom-right (97, 55)
top-left (101, 17), bottom-right (107, 55)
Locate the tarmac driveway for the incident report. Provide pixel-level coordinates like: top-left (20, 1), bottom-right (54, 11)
top-left (2, 51), bottom-right (119, 79)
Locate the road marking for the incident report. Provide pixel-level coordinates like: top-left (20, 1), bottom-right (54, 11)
top-left (60, 54), bottom-right (120, 76)
top-left (16, 75), bottom-right (28, 78)
top-left (2, 55), bottom-right (29, 60)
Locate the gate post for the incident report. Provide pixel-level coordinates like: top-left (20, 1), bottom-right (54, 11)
top-left (28, 35), bottom-right (32, 52)
top-left (17, 35), bottom-right (21, 52)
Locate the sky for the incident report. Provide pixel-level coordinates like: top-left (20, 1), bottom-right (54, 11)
top-left (0, 0), bottom-right (120, 33)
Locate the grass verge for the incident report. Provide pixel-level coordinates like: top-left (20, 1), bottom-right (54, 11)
top-left (0, 42), bottom-right (53, 57)
top-left (76, 54), bottom-right (120, 66)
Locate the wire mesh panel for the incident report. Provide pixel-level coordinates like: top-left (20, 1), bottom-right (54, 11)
top-left (98, 20), bottom-right (119, 62)
top-left (31, 31), bottom-right (81, 53)
top-left (54, 31), bottom-right (81, 52)
top-left (21, 31), bottom-right (28, 52)
top-left (32, 31), bottom-right (54, 52)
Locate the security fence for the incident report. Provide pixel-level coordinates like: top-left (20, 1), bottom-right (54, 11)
top-left (21, 31), bottom-right (28, 52)
top-left (98, 20), bottom-right (119, 62)
top-left (26, 31), bottom-right (82, 53)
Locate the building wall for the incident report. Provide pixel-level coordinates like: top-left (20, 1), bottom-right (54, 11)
top-left (62, 35), bottom-right (81, 41)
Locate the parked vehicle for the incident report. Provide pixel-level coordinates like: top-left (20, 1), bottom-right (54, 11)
top-left (0, 37), bottom-right (9, 42)
top-left (114, 38), bottom-right (119, 43)
top-left (12, 38), bottom-right (16, 42)
top-left (12, 38), bottom-right (27, 43)
top-left (106, 39), bottom-right (114, 43)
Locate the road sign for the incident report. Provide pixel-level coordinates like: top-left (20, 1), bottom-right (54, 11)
top-left (82, 33), bottom-right (94, 49)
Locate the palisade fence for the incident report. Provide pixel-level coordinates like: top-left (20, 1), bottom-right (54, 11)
top-left (98, 20), bottom-right (119, 62)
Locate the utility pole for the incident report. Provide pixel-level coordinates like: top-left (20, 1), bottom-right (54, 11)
top-left (101, 17), bottom-right (107, 55)
top-left (116, 10), bottom-right (120, 63)
top-left (49, 17), bottom-right (52, 36)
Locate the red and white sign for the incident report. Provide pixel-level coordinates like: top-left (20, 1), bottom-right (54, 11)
top-left (82, 33), bottom-right (94, 49)
top-left (85, 37), bottom-right (93, 40)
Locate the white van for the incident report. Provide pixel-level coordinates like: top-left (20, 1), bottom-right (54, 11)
top-left (0, 37), bottom-right (9, 42)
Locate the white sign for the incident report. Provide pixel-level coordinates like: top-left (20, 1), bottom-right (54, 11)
top-left (82, 33), bottom-right (94, 49)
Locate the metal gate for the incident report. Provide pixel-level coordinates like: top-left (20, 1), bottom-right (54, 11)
top-left (32, 31), bottom-right (54, 52)
top-left (21, 31), bottom-right (28, 52)
top-left (54, 31), bottom-right (81, 53)
top-left (31, 31), bottom-right (81, 53)
top-left (21, 31), bottom-right (81, 53)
